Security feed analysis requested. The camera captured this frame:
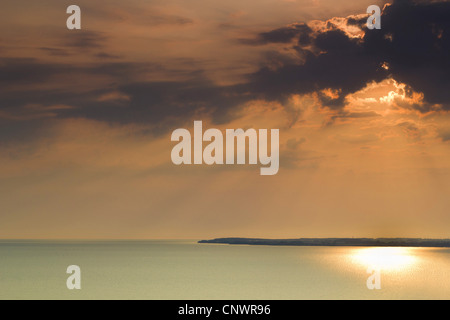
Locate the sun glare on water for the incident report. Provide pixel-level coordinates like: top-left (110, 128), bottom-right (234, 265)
top-left (351, 247), bottom-right (418, 271)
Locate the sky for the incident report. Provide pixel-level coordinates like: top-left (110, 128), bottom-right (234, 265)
top-left (1, 0), bottom-right (450, 239)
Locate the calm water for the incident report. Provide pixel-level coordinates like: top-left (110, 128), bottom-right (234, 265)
top-left (0, 240), bottom-right (449, 299)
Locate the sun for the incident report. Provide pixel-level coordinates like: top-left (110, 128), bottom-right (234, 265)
top-left (350, 247), bottom-right (417, 271)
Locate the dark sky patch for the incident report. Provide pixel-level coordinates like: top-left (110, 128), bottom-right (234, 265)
top-left (0, 0), bottom-right (449, 138)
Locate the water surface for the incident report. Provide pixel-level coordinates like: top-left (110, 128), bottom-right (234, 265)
top-left (0, 240), bottom-right (448, 299)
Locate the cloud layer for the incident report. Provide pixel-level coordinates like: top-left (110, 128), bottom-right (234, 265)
top-left (1, 0), bottom-right (449, 134)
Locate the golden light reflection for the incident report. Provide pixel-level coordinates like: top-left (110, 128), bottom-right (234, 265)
top-left (350, 247), bottom-right (417, 271)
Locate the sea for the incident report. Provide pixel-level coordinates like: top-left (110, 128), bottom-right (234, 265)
top-left (0, 240), bottom-right (449, 299)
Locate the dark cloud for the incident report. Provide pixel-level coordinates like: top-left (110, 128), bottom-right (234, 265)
top-left (0, 58), bottom-right (246, 132)
top-left (363, 0), bottom-right (450, 111)
top-left (332, 111), bottom-right (381, 121)
top-left (439, 130), bottom-right (450, 142)
top-left (113, 79), bottom-right (250, 126)
top-left (241, 0), bottom-right (450, 113)
top-left (240, 23), bottom-right (312, 45)
top-left (245, 29), bottom-right (388, 108)
top-left (39, 47), bottom-right (72, 57)
top-left (0, 59), bottom-right (170, 125)
top-left (343, 111), bottom-right (381, 118)
top-left (0, 58), bottom-right (155, 88)
top-left (346, 15), bottom-right (367, 28)
top-left (0, 58), bottom-right (68, 86)
top-left (146, 14), bottom-right (193, 26)
top-left (94, 52), bottom-right (123, 59)
top-left (61, 30), bottom-right (107, 49)
top-left (0, 0), bottom-right (449, 136)
top-left (397, 120), bottom-right (421, 139)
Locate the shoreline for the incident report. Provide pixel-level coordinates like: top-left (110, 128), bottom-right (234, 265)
top-left (198, 237), bottom-right (450, 247)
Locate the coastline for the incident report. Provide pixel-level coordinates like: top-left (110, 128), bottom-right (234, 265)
top-left (199, 237), bottom-right (450, 247)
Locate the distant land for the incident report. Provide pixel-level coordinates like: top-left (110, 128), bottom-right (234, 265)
top-left (198, 238), bottom-right (450, 247)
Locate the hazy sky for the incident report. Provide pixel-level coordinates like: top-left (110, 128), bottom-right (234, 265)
top-left (1, 0), bottom-right (450, 239)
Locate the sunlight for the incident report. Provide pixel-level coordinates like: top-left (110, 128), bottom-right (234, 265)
top-left (351, 247), bottom-right (417, 271)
